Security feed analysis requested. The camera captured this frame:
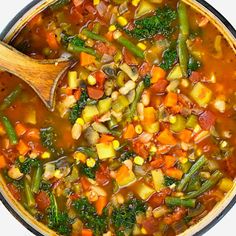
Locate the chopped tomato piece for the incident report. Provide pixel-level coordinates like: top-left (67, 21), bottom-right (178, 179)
top-left (96, 163), bottom-right (110, 186)
top-left (198, 110), bottom-right (216, 130)
top-left (35, 191), bottom-right (50, 212)
top-left (46, 32), bottom-right (59, 50)
top-left (123, 48), bottom-right (138, 65)
top-left (150, 79), bottom-right (169, 93)
top-left (7, 183), bottom-right (21, 201)
top-left (94, 70), bottom-right (106, 89)
top-left (95, 196), bottom-right (107, 215)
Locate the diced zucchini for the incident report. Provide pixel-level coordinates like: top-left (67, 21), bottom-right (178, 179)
top-left (167, 64), bottom-right (183, 80)
top-left (180, 161), bottom-right (192, 173)
top-left (218, 177), bottom-right (234, 192)
top-left (119, 63), bottom-right (138, 81)
top-left (135, 1), bottom-right (155, 19)
top-left (190, 82), bottom-right (212, 107)
top-left (170, 115), bottom-right (186, 132)
top-left (82, 105), bottom-right (99, 123)
top-left (108, 116), bottom-right (118, 129)
top-left (153, 206), bottom-right (169, 218)
top-left (135, 182), bottom-right (155, 200)
top-left (98, 98), bottom-right (112, 115)
top-left (96, 142), bottom-right (116, 160)
top-left (112, 95), bottom-right (129, 112)
top-left (151, 169), bottom-right (165, 191)
top-left (143, 122), bottom-right (160, 134)
top-left (186, 114), bottom-right (198, 129)
top-left (68, 71), bottom-right (78, 89)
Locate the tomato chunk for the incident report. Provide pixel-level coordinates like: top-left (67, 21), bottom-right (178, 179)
top-left (198, 110), bottom-right (216, 130)
top-left (35, 191), bottom-right (50, 212)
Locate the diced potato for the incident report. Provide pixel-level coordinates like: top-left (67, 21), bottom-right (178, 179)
top-left (167, 64), bottom-right (183, 80)
top-left (24, 109), bottom-right (36, 125)
top-left (218, 177), bottom-right (234, 192)
top-left (112, 95), bottom-right (129, 112)
top-left (135, 1), bottom-right (155, 19)
top-left (151, 169), bottom-right (165, 191)
top-left (82, 105), bottom-right (99, 123)
top-left (96, 142), bottom-right (116, 160)
top-left (135, 182), bottom-right (155, 200)
top-left (116, 165), bottom-right (136, 187)
top-left (190, 82), bottom-right (212, 107)
top-left (143, 122), bottom-right (160, 134)
top-left (98, 98), bottom-right (112, 115)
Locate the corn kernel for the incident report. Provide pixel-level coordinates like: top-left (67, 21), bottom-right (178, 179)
top-left (135, 124), bottom-right (143, 134)
top-left (137, 42), bottom-right (147, 51)
top-left (179, 157), bottom-right (188, 164)
top-left (133, 115), bottom-right (139, 121)
top-left (109, 25), bottom-right (117, 32)
top-left (141, 227), bottom-right (147, 235)
top-left (169, 115), bottom-right (177, 124)
top-left (117, 16), bottom-right (128, 27)
top-left (113, 30), bottom-right (122, 40)
top-left (41, 152), bottom-right (51, 159)
top-left (18, 155), bottom-right (26, 163)
top-left (220, 140), bottom-right (228, 149)
top-left (54, 170), bottom-right (63, 179)
top-left (86, 158), bottom-right (96, 168)
top-left (76, 118), bottom-right (85, 126)
top-left (73, 151), bottom-right (87, 163)
top-left (87, 75), bottom-right (96, 86)
top-left (112, 140), bottom-right (120, 150)
top-left (93, 0), bottom-right (100, 5)
top-left (134, 156), bottom-right (144, 166)
top-left (150, 145), bottom-right (157, 153)
top-left (181, 79), bottom-right (190, 87)
top-left (194, 124), bottom-right (201, 133)
top-left (132, 0), bottom-right (141, 7)
top-left (196, 148), bottom-right (202, 157)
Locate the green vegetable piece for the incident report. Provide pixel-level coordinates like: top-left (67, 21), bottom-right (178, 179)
top-left (190, 82), bottom-right (212, 107)
top-left (177, 155), bottom-right (207, 191)
top-left (186, 176), bottom-right (201, 192)
top-left (19, 158), bottom-right (40, 175)
top-left (170, 115), bottom-right (186, 133)
top-left (40, 127), bottom-right (57, 153)
top-left (164, 176), bottom-right (178, 186)
top-left (185, 170), bottom-right (223, 199)
top-left (108, 116), bottom-right (118, 130)
top-left (160, 48), bottom-right (178, 71)
top-left (77, 147), bottom-right (97, 159)
top-left (82, 105), bottom-right (99, 123)
top-left (24, 177), bottom-right (35, 208)
top-left (188, 56), bottom-right (201, 75)
top-left (180, 161), bottom-right (192, 174)
top-left (98, 98), bottom-right (112, 115)
top-left (165, 197), bottom-right (196, 208)
top-left (177, 1), bottom-right (189, 38)
top-left (50, 0), bottom-right (69, 11)
top-left (112, 95), bottom-right (129, 113)
top-left (68, 43), bottom-right (97, 56)
top-left (143, 74), bottom-right (151, 88)
top-left (167, 64), bottom-right (183, 80)
top-left (186, 114), bottom-right (198, 129)
top-left (0, 85), bottom-right (22, 111)
top-left (178, 35), bottom-right (189, 77)
top-left (79, 162), bottom-right (99, 179)
top-left (31, 163), bottom-right (43, 194)
top-left (82, 28), bottom-right (108, 43)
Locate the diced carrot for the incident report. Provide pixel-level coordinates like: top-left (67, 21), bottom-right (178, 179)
top-left (123, 124), bottom-right (136, 139)
top-left (0, 123), bottom-right (6, 136)
top-left (94, 71), bottom-right (106, 89)
top-left (143, 107), bottom-right (156, 125)
top-left (16, 139), bottom-right (30, 155)
top-left (82, 229), bottom-right (93, 236)
top-left (87, 86), bottom-right (104, 100)
top-left (73, 89), bottom-right (81, 100)
top-left (178, 129), bottom-right (192, 143)
top-left (164, 155), bottom-right (177, 168)
top-left (95, 196), bottom-right (107, 215)
top-left (25, 128), bottom-right (40, 141)
top-left (28, 14), bottom-right (42, 29)
top-left (104, 31), bottom-right (113, 41)
top-left (123, 48), bottom-right (138, 65)
top-left (80, 52), bottom-right (96, 66)
top-left (115, 165), bottom-right (130, 183)
top-left (15, 123), bottom-right (27, 137)
top-left (157, 129), bottom-right (177, 146)
top-left (150, 157), bottom-right (165, 169)
top-left (151, 66), bottom-right (166, 84)
top-left (80, 177), bottom-right (91, 191)
top-left (99, 134), bottom-right (115, 143)
top-left (164, 92), bottom-right (178, 107)
top-left (65, 87), bottom-right (73, 95)
top-left (165, 168), bottom-right (183, 180)
top-left (0, 155), bottom-right (7, 169)
top-left (46, 32), bottom-right (59, 50)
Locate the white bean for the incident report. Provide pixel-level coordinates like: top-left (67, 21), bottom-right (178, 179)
top-left (119, 80), bottom-right (136, 95)
top-left (141, 90), bottom-right (150, 106)
top-left (71, 123), bottom-right (82, 140)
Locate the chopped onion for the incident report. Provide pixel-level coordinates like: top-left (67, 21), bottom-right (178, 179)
top-left (101, 54), bottom-right (114, 63)
top-left (119, 2), bottom-right (128, 15)
top-left (72, 0), bottom-right (84, 7)
top-left (96, 1), bottom-right (107, 17)
top-left (136, 132), bottom-right (153, 143)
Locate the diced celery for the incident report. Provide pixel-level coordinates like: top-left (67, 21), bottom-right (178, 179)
top-left (180, 161), bottom-right (192, 173)
top-left (82, 105), bottom-right (99, 123)
top-left (135, 1), bottom-right (155, 19)
top-left (135, 182), bottom-right (155, 200)
top-left (143, 122), bottom-right (160, 134)
top-left (112, 95), bottom-right (129, 112)
top-left (218, 177), bottom-right (234, 192)
top-left (108, 116), bottom-right (118, 130)
top-left (190, 82), bottom-right (212, 107)
top-left (68, 71), bottom-right (78, 89)
top-left (167, 64), bottom-right (183, 80)
top-left (153, 206), bottom-right (169, 219)
top-left (186, 114), bottom-right (198, 129)
top-left (98, 98), bottom-right (112, 114)
top-left (151, 169), bottom-right (165, 191)
top-left (170, 115), bottom-right (186, 132)
top-left (96, 142), bottom-right (116, 160)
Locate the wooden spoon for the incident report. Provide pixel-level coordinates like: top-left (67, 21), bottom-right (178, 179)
top-left (0, 41), bottom-right (76, 111)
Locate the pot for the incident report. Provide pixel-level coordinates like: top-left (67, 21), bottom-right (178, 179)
top-left (0, 0), bottom-right (235, 235)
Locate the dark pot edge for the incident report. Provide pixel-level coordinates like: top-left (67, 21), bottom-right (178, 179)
top-left (0, 0), bottom-right (235, 236)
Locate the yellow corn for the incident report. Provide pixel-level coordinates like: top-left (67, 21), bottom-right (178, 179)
top-left (73, 151), bottom-right (87, 163)
top-left (181, 79), bottom-right (190, 87)
top-left (135, 124), bottom-right (143, 134)
top-left (179, 157), bottom-right (188, 164)
top-left (76, 118), bottom-right (85, 126)
top-left (194, 124), bottom-right (201, 133)
top-left (150, 145), bottom-right (157, 153)
top-left (109, 25), bottom-right (117, 32)
top-left (169, 115), bottom-right (177, 124)
top-left (218, 178), bottom-right (234, 192)
top-left (54, 170), bottom-right (62, 179)
top-left (141, 227), bottom-right (147, 235)
top-left (41, 152), bottom-right (51, 159)
top-left (112, 140), bottom-right (120, 150)
top-left (93, 0), bottom-right (100, 5)
top-left (137, 42), bottom-right (147, 51)
top-left (132, 0), bottom-right (141, 7)
top-left (196, 148), bottom-right (202, 157)
top-left (117, 16), bottom-right (128, 27)
top-left (134, 156), bottom-right (144, 166)
top-left (86, 158), bottom-right (96, 168)
top-left (133, 115), bottom-right (139, 121)
top-left (87, 75), bottom-right (96, 86)
top-left (18, 155), bottom-right (26, 163)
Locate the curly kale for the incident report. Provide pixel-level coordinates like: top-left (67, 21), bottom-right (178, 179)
top-left (120, 150), bottom-right (136, 161)
top-left (126, 6), bottom-right (177, 40)
top-left (111, 198), bottom-right (146, 234)
top-left (69, 90), bottom-right (88, 124)
top-left (143, 74), bottom-right (151, 88)
top-left (61, 33), bottom-right (85, 47)
top-left (40, 126), bottom-right (57, 152)
top-left (187, 56), bottom-right (201, 75)
top-left (79, 162), bottom-right (99, 179)
top-left (164, 175), bottom-right (178, 186)
top-left (50, 0), bottom-right (70, 11)
top-left (73, 197), bottom-right (108, 236)
top-left (18, 158), bottom-right (40, 175)
top-left (160, 48), bottom-right (178, 70)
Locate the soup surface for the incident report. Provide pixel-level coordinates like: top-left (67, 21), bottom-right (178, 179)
top-left (0, 0), bottom-right (236, 235)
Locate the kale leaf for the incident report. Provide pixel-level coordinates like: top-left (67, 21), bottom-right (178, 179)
top-left (160, 48), bottom-right (178, 70)
top-left (126, 6), bottom-right (177, 40)
top-left (79, 162), bottom-right (99, 179)
top-left (18, 158), bottom-right (40, 175)
top-left (143, 74), bottom-right (151, 88)
top-left (74, 197), bottom-right (108, 236)
top-left (40, 127), bottom-right (57, 153)
top-left (164, 175), bottom-right (178, 186)
top-left (187, 56), bottom-right (201, 75)
top-left (69, 90), bottom-right (88, 124)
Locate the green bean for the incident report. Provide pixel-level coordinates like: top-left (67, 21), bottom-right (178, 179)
top-left (0, 85), bottom-right (22, 111)
top-left (165, 197), bottom-right (196, 208)
top-left (68, 43), bottom-right (97, 56)
top-left (178, 155), bottom-right (207, 191)
top-left (50, 0), bottom-right (69, 11)
top-left (127, 81), bottom-right (145, 121)
top-left (31, 164), bottom-right (43, 194)
top-left (82, 28), bottom-right (109, 43)
top-left (184, 170), bottom-right (223, 199)
top-left (177, 35), bottom-right (189, 77)
top-left (24, 178), bottom-right (35, 208)
top-left (116, 36), bottom-right (144, 59)
top-left (177, 1), bottom-right (189, 38)
top-left (0, 112), bottom-right (18, 145)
